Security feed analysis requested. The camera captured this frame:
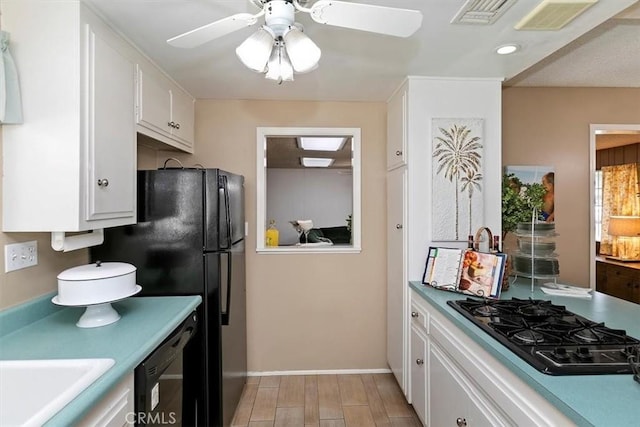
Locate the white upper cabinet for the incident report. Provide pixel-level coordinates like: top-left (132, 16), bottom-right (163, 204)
top-left (1, 1), bottom-right (136, 233)
top-left (386, 83), bottom-right (407, 170)
top-left (136, 65), bottom-right (195, 153)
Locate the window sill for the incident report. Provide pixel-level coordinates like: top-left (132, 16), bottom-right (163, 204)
top-left (257, 244), bottom-right (361, 254)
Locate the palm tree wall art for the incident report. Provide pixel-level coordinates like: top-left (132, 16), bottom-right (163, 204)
top-left (432, 119), bottom-right (484, 241)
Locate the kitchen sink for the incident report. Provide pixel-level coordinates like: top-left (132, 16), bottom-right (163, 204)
top-left (0, 358), bottom-right (115, 427)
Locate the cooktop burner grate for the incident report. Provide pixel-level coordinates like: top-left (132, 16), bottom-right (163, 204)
top-left (447, 297), bottom-right (640, 375)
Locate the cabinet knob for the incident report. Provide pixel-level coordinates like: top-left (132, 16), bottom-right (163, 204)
top-left (168, 121), bottom-right (176, 128)
top-left (415, 358), bottom-right (424, 365)
top-left (395, 150), bottom-right (402, 156)
top-left (411, 311), bottom-right (419, 318)
top-left (456, 418), bottom-right (467, 427)
top-left (175, 123), bottom-right (180, 130)
top-left (396, 224), bottom-right (403, 229)
top-left (97, 178), bottom-right (109, 187)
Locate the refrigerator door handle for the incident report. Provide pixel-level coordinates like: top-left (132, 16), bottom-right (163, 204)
top-left (219, 175), bottom-right (232, 250)
top-left (221, 252), bottom-right (232, 326)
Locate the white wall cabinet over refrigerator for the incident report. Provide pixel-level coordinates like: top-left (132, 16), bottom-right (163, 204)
top-left (385, 77), bottom-right (503, 399)
top-left (136, 65), bottom-right (195, 153)
top-left (1, 1), bottom-right (137, 235)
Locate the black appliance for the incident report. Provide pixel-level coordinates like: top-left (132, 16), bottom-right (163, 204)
top-left (92, 168), bottom-right (247, 427)
top-left (448, 298), bottom-right (640, 375)
top-left (135, 311), bottom-right (198, 426)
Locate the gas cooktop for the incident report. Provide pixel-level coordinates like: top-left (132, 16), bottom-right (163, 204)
top-left (447, 297), bottom-right (640, 375)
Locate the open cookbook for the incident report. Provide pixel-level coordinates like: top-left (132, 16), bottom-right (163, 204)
top-left (421, 247), bottom-right (507, 299)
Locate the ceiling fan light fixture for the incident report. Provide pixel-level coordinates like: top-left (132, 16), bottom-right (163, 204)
top-left (283, 26), bottom-right (321, 73)
top-left (265, 41), bottom-right (294, 83)
top-left (235, 26), bottom-right (275, 72)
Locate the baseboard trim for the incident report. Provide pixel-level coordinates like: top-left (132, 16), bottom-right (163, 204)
top-left (248, 368), bottom-right (392, 377)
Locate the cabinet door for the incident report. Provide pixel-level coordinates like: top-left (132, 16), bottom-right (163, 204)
top-left (387, 85), bottom-right (407, 170)
top-left (137, 66), bottom-right (172, 137)
top-left (430, 343), bottom-right (501, 427)
top-left (410, 325), bottom-right (427, 425)
top-left (387, 167), bottom-right (407, 394)
top-left (598, 262), bottom-right (636, 302)
top-left (85, 22), bottom-right (136, 222)
top-left (78, 373), bottom-right (134, 426)
top-left (170, 86), bottom-right (195, 150)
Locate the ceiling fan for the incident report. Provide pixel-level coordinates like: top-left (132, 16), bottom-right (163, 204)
top-left (167, 0), bottom-right (423, 83)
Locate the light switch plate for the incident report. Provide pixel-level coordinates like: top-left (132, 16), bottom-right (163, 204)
top-left (4, 241), bottom-right (38, 272)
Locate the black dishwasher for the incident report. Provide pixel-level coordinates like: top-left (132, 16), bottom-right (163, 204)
top-left (134, 311), bottom-right (198, 426)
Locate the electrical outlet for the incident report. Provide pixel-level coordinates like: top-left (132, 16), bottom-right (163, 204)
top-left (4, 241), bottom-right (38, 273)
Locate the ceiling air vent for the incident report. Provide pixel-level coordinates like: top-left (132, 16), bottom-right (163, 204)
top-left (451, 0), bottom-right (518, 25)
top-left (515, 0), bottom-right (598, 30)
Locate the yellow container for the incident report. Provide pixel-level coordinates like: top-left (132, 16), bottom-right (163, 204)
top-left (266, 220), bottom-right (279, 247)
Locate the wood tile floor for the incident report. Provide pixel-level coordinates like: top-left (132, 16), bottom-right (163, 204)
top-left (231, 373), bottom-right (422, 427)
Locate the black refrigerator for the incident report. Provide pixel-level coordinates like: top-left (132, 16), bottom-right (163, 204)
top-left (91, 168), bottom-right (247, 427)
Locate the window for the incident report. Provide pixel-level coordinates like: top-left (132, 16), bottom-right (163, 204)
top-left (594, 170), bottom-right (603, 242)
top-left (256, 127), bottom-right (361, 253)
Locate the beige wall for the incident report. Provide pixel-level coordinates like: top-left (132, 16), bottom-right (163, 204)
top-left (502, 87), bottom-right (640, 286)
top-left (0, 100), bottom-right (387, 373)
top-left (151, 100), bottom-right (388, 372)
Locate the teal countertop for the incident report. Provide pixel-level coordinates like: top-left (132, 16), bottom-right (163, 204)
top-left (409, 280), bottom-right (640, 427)
top-left (0, 292), bottom-right (201, 426)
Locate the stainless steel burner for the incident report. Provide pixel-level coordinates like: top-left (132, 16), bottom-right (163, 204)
top-left (513, 330), bottom-right (544, 344)
top-left (517, 305), bottom-right (553, 318)
top-left (473, 305), bottom-right (499, 317)
top-left (573, 328), bottom-right (604, 343)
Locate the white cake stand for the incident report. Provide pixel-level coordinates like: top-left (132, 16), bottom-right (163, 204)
top-left (52, 285), bottom-right (141, 328)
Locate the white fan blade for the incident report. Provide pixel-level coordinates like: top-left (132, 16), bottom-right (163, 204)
top-left (309, 1), bottom-right (422, 38)
top-left (167, 13), bottom-right (259, 48)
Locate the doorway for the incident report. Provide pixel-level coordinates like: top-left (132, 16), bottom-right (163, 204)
top-left (589, 124), bottom-right (640, 288)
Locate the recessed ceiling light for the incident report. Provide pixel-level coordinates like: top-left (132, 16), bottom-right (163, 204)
top-left (301, 157), bottom-right (334, 167)
top-left (298, 137), bottom-right (346, 151)
top-left (496, 44), bottom-right (519, 55)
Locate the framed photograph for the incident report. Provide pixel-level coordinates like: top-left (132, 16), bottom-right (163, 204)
top-left (505, 165), bottom-right (555, 222)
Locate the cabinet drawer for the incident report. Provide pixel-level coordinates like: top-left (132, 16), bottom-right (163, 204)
top-left (410, 302), bottom-right (428, 331)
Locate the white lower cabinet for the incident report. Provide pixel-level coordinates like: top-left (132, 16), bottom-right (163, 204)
top-left (410, 290), bottom-right (576, 427)
top-left (410, 325), bottom-right (428, 425)
top-left (79, 373), bottom-right (134, 427)
top-left (430, 343), bottom-right (501, 427)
